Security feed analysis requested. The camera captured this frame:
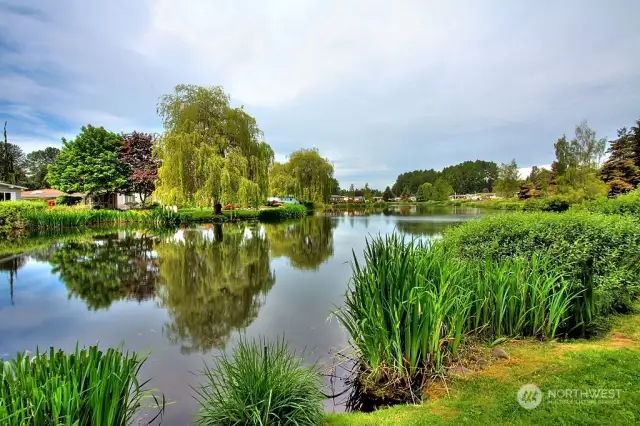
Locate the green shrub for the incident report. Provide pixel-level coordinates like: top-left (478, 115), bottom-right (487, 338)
top-left (575, 189), bottom-right (640, 216)
top-left (0, 201), bottom-right (48, 232)
top-left (194, 338), bottom-right (324, 426)
top-left (523, 196), bottom-right (571, 212)
top-left (258, 205), bottom-right (306, 221)
top-left (442, 212), bottom-right (640, 320)
top-left (0, 345), bottom-right (163, 425)
top-left (55, 195), bottom-right (82, 206)
top-left (335, 235), bottom-right (575, 399)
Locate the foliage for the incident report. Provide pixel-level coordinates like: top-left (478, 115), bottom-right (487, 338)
top-left (0, 345), bottom-right (163, 425)
top-left (194, 337), bottom-right (324, 426)
top-left (154, 85), bottom-right (273, 208)
top-left (391, 161), bottom-right (498, 196)
top-left (55, 195), bottom-right (82, 206)
top-left (119, 132), bottom-right (159, 204)
top-left (431, 178), bottom-right (453, 201)
top-left (47, 125), bottom-right (129, 196)
top-left (0, 201), bottom-right (47, 232)
top-left (601, 121), bottom-right (640, 196)
top-left (416, 182), bottom-right (433, 201)
top-left (523, 195), bottom-right (571, 212)
top-left (494, 159), bottom-right (520, 197)
top-left (257, 205), bottom-right (306, 222)
top-left (0, 122), bottom-right (28, 186)
top-left (335, 235), bottom-right (574, 399)
top-left (553, 121), bottom-right (607, 196)
top-left (24, 147), bottom-right (60, 189)
top-left (442, 212), bottom-right (640, 323)
top-left (269, 148), bottom-right (335, 203)
top-left (383, 186), bottom-right (393, 201)
top-left (575, 189), bottom-right (640, 216)
top-left (156, 225), bottom-right (275, 353)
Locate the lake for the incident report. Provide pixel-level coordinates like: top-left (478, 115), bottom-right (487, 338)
top-left (0, 205), bottom-right (483, 424)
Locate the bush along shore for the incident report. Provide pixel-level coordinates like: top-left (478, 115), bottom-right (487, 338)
top-left (0, 201), bottom-right (307, 232)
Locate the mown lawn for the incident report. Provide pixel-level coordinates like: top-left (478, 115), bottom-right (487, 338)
top-left (326, 310), bottom-right (640, 425)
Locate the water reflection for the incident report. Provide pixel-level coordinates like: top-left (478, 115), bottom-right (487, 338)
top-left (264, 216), bottom-right (337, 270)
top-left (47, 233), bottom-right (159, 310)
top-left (0, 257), bottom-right (26, 305)
top-left (157, 224), bottom-right (275, 353)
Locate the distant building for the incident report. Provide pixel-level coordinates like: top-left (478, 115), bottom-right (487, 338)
top-left (408, 196), bottom-right (417, 202)
top-left (330, 195), bottom-right (349, 203)
top-left (0, 181), bottom-right (25, 201)
top-left (353, 196), bottom-right (364, 203)
top-left (269, 195), bottom-right (300, 205)
top-left (373, 196), bottom-right (384, 202)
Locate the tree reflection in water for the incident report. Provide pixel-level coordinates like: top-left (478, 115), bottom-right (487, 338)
top-left (264, 216), bottom-right (336, 270)
top-left (46, 232), bottom-right (159, 310)
top-left (156, 224), bottom-right (275, 354)
top-left (0, 256), bottom-right (27, 305)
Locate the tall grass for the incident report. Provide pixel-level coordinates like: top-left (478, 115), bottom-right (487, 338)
top-left (194, 337), bottom-right (324, 426)
top-left (334, 235), bottom-right (576, 397)
top-left (0, 345), bottom-right (163, 426)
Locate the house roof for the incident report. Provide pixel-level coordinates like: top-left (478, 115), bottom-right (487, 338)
top-left (22, 188), bottom-right (85, 199)
top-left (0, 181), bottom-right (27, 190)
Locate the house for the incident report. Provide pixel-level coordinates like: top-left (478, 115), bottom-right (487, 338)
top-left (409, 196), bottom-right (417, 202)
top-left (373, 196), bottom-right (384, 202)
top-left (0, 181), bottom-right (25, 201)
top-left (330, 195), bottom-right (349, 203)
top-left (22, 189), bottom-right (143, 209)
top-left (267, 195), bottom-right (300, 205)
top-left (353, 196), bottom-right (364, 203)
top-left (279, 195), bottom-right (300, 205)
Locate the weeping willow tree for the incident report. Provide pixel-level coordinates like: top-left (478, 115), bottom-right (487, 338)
top-left (155, 224), bottom-right (275, 353)
top-left (154, 85), bottom-right (274, 207)
top-left (269, 148), bottom-right (334, 203)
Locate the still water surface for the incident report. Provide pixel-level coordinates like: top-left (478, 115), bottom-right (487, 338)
top-left (0, 206), bottom-right (483, 424)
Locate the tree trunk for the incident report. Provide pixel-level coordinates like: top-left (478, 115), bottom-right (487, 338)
top-left (214, 202), bottom-right (222, 215)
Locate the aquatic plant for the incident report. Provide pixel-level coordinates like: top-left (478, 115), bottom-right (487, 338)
top-left (194, 337), bottom-right (324, 426)
top-left (0, 345), bottom-right (163, 426)
top-left (334, 234), bottom-right (575, 400)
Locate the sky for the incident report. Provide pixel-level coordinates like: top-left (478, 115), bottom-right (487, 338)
top-left (1, 0), bottom-right (639, 189)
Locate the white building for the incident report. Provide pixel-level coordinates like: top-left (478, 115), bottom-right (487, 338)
top-left (0, 181), bottom-right (26, 201)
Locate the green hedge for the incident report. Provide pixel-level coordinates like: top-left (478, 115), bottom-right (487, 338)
top-left (258, 205), bottom-right (306, 221)
top-left (442, 212), bottom-right (640, 324)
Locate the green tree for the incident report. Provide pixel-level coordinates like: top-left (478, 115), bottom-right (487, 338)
top-left (432, 178), bottom-right (453, 201)
top-left (328, 177), bottom-right (340, 195)
top-left (0, 122), bottom-right (27, 186)
top-left (363, 183), bottom-right (372, 201)
top-left (154, 85), bottom-right (273, 207)
top-left (269, 162), bottom-right (296, 197)
top-left (47, 125), bottom-right (128, 197)
top-left (553, 135), bottom-right (572, 176)
top-left (382, 186), bottom-right (393, 201)
top-left (25, 147), bottom-right (60, 189)
top-left (601, 125), bottom-right (640, 195)
top-left (287, 149), bottom-right (334, 203)
top-left (349, 184), bottom-right (355, 198)
top-left (495, 159), bottom-right (520, 197)
top-left (416, 182), bottom-right (433, 201)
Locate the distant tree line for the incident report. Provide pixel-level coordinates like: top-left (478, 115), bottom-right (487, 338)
top-left (388, 117), bottom-right (640, 201)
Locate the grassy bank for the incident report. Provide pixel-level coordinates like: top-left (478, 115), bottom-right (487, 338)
top-left (326, 308), bottom-right (640, 425)
top-left (0, 345), bottom-right (163, 425)
top-left (0, 202), bottom-right (307, 232)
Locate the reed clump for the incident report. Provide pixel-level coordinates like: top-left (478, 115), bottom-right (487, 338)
top-left (0, 345), bottom-right (163, 426)
top-left (335, 234), bottom-right (578, 402)
top-left (194, 337), bottom-right (324, 426)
